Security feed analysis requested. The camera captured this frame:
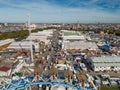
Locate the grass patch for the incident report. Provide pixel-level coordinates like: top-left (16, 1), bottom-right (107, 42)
top-left (101, 86), bottom-right (120, 90)
top-left (64, 31), bottom-right (78, 36)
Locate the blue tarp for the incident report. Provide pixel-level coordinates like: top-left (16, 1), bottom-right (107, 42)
top-left (5, 51), bottom-right (11, 55)
top-left (102, 44), bottom-right (109, 50)
top-left (72, 53), bottom-right (82, 57)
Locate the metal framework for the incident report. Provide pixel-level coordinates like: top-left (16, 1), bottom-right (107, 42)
top-left (0, 76), bottom-right (91, 90)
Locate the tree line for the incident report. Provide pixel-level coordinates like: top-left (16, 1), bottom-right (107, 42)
top-left (0, 29), bottom-right (41, 40)
top-left (0, 28), bottom-right (119, 40)
top-left (0, 28), bottom-right (54, 40)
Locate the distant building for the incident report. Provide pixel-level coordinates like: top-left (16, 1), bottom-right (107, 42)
top-left (26, 30), bottom-right (53, 43)
top-left (62, 30), bottom-right (98, 50)
top-left (7, 41), bottom-right (33, 50)
top-left (30, 24), bottom-right (36, 29)
top-left (63, 40), bottom-right (98, 50)
top-left (93, 56), bottom-right (120, 71)
top-left (0, 39), bottom-right (14, 47)
top-left (7, 29), bottom-right (54, 52)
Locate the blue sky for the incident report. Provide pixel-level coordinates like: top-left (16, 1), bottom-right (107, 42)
top-left (0, 0), bottom-right (120, 23)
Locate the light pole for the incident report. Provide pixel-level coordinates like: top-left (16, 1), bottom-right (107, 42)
top-left (27, 13), bottom-right (34, 63)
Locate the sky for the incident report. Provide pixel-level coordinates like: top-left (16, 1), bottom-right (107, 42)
top-left (0, 0), bottom-right (120, 23)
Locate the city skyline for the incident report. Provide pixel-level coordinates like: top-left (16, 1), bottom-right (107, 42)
top-left (0, 0), bottom-right (120, 23)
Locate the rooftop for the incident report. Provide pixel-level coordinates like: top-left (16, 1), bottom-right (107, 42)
top-left (0, 66), bottom-right (10, 72)
top-left (63, 41), bottom-right (98, 50)
top-left (92, 56), bottom-right (120, 63)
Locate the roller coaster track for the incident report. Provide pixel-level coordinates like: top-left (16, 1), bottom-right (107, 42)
top-left (0, 77), bottom-right (91, 90)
